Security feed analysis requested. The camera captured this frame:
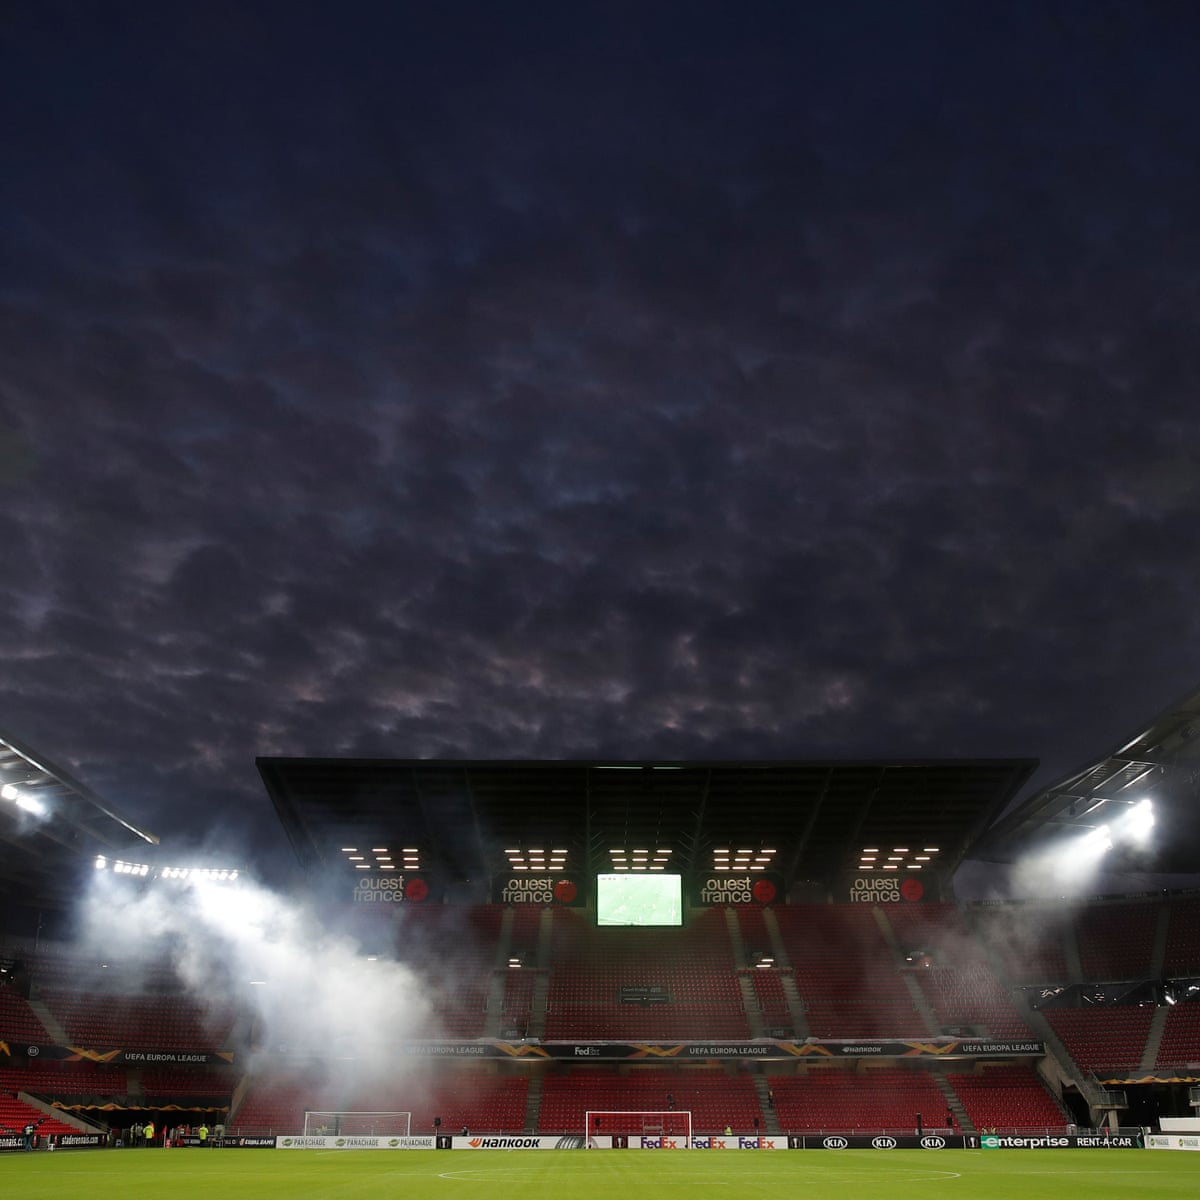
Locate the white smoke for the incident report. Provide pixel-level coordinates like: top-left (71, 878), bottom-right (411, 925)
top-left (76, 870), bottom-right (437, 1084)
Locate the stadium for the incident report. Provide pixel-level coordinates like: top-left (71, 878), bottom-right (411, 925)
top-left (4, 691), bottom-right (1200, 1195)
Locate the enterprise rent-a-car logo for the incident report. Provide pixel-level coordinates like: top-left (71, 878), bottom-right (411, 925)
top-left (983, 1135), bottom-right (1068, 1149)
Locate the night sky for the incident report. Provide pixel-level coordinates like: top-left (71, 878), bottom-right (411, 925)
top-left (3, 2), bottom-right (1200, 882)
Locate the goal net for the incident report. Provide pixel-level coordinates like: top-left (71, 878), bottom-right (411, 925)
top-left (303, 1111), bottom-right (412, 1136)
top-left (585, 1110), bottom-right (692, 1146)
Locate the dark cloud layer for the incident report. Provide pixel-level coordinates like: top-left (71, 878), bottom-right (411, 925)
top-left (3, 1), bottom-right (1200, 877)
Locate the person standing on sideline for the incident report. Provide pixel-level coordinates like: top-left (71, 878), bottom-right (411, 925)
top-left (198, 1123), bottom-right (209, 1147)
top-left (144, 1119), bottom-right (155, 1148)
top-left (22, 1122), bottom-right (34, 1151)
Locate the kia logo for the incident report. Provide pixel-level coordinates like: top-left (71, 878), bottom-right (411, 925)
top-left (872, 1136), bottom-right (898, 1149)
top-left (823, 1137), bottom-right (849, 1149)
top-left (920, 1135), bottom-right (947, 1149)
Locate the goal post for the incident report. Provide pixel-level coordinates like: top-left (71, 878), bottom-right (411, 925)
top-left (303, 1111), bottom-right (412, 1137)
top-left (585, 1110), bottom-right (692, 1146)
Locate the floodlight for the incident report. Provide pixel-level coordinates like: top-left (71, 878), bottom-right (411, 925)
top-left (1120, 798), bottom-right (1155, 846)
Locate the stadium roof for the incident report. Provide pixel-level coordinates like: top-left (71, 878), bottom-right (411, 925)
top-left (0, 728), bottom-right (158, 906)
top-left (258, 756), bottom-right (1035, 892)
top-left (975, 684), bottom-right (1200, 874)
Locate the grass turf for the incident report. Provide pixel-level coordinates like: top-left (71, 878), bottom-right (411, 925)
top-left (2, 1147), bottom-right (1195, 1200)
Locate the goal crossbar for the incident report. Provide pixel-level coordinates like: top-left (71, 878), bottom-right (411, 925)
top-left (303, 1111), bottom-right (412, 1136)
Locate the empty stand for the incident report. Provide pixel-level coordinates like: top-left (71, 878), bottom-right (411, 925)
top-left (228, 1064), bottom-right (527, 1134)
top-left (774, 904), bottom-right (926, 1038)
top-left (0, 985), bottom-right (48, 1042)
top-left (886, 902), bottom-right (1031, 1037)
top-left (539, 1066), bottom-right (760, 1134)
top-left (969, 904), bottom-right (1071, 985)
top-left (1075, 901), bottom-right (1160, 981)
top-left (394, 905), bottom-right (507, 1039)
top-left (543, 907), bottom-right (749, 1041)
top-left (944, 1064), bottom-right (1065, 1129)
top-left (766, 1066), bottom-right (947, 1132)
top-left (1163, 898), bottom-right (1200, 976)
top-left (1156, 1002), bottom-right (1200, 1068)
top-left (0, 1061), bottom-right (128, 1099)
top-left (1042, 1005), bottom-right (1154, 1073)
top-left (38, 989), bottom-right (237, 1050)
top-left (744, 968), bottom-right (794, 1035)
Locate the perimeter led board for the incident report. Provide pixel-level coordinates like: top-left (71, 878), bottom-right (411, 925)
top-left (595, 872), bottom-right (683, 926)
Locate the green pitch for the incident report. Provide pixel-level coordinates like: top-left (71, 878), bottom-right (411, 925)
top-left (3, 1148), bottom-right (1195, 1200)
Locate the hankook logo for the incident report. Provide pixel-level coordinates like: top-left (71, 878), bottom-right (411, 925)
top-left (920, 1135), bottom-right (947, 1149)
top-left (872, 1136), bottom-right (898, 1149)
top-left (823, 1137), bottom-right (849, 1149)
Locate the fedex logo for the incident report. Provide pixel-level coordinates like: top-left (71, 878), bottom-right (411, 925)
top-left (738, 1136), bottom-right (775, 1149)
top-left (641, 1137), bottom-right (681, 1150)
top-left (692, 1137), bottom-right (728, 1149)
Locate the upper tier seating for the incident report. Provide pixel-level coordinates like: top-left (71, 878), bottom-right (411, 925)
top-left (0, 985), bottom-right (49, 1042)
top-left (1163, 898), bottom-right (1200, 976)
top-left (1042, 1005), bottom-right (1153, 1072)
top-left (1074, 902), bottom-right (1160, 981)
top-left (543, 907), bottom-right (749, 1040)
top-left (774, 904), bottom-right (927, 1037)
top-left (969, 904), bottom-right (1071, 984)
top-left (885, 902), bottom-right (1032, 1037)
top-left (1155, 1001), bottom-right (1200, 1067)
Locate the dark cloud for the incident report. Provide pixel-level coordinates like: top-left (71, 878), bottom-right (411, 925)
top-left (2, 1), bottom-right (1200, 883)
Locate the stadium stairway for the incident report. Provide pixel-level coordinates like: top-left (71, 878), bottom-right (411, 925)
top-left (755, 908), bottom-right (811, 1039)
top-left (1063, 920), bottom-right (1084, 984)
top-left (929, 1069), bottom-right (974, 1134)
top-left (1138, 1006), bottom-right (1169, 1073)
top-left (873, 908), bottom-right (940, 1036)
top-left (15, 1089), bottom-right (98, 1135)
top-left (25, 995), bottom-right (68, 1043)
top-left (517, 907), bottom-right (554, 1041)
top-left (523, 1072), bottom-right (543, 1133)
top-left (726, 909), bottom-right (767, 1038)
top-left (776, 974), bottom-right (810, 1039)
top-left (751, 1072), bottom-right (782, 1135)
top-left (738, 973), bottom-right (765, 1038)
top-left (1150, 902), bottom-right (1171, 978)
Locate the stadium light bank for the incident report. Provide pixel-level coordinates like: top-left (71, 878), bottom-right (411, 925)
top-left (1070, 797), bottom-right (1155, 860)
top-left (93, 856), bottom-right (241, 883)
top-left (1, 781), bottom-right (47, 816)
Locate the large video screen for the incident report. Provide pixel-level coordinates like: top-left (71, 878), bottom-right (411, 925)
top-left (595, 873), bottom-right (683, 927)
